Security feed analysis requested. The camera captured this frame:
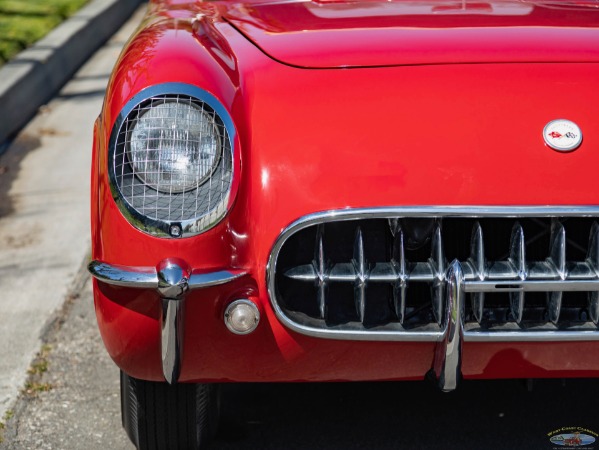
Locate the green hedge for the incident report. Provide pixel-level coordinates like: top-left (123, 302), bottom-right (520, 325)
top-left (0, 0), bottom-right (89, 65)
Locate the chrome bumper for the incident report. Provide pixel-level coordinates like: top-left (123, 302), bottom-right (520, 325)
top-left (88, 260), bottom-right (245, 384)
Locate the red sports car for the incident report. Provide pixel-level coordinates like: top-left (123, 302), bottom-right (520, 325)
top-left (89, 0), bottom-right (599, 448)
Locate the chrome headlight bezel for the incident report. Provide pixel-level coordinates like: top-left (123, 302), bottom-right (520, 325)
top-left (107, 83), bottom-right (237, 238)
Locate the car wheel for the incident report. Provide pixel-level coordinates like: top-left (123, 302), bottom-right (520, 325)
top-left (120, 371), bottom-right (220, 450)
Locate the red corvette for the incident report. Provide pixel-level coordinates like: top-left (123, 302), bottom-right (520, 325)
top-left (89, 0), bottom-right (599, 447)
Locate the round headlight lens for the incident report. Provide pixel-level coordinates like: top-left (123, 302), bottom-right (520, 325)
top-left (128, 101), bottom-right (221, 193)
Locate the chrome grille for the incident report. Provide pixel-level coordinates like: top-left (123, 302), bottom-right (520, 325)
top-left (269, 208), bottom-right (599, 341)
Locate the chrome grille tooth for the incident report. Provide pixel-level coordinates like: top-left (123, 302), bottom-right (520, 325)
top-left (328, 263), bottom-right (357, 281)
top-left (284, 265), bottom-right (318, 281)
top-left (314, 224), bottom-right (328, 319)
top-left (469, 222), bottom-right (485, 277)
top-left (430, 223), bottom-right (445, 325)
top-left (369, 263), bottom-right (397, 282)
top-left (352, 227), bottom-right (368, 323)
top-left (589, 292), bottom-right (599, 325)
top-left (509, 222), bottom-right (527, 279)
top-left (509, 223), bottom-right (526, 324)
top-left (547, 220), bottom-right (566, 324)
top-left (549, 220), bottom-right (567, 278)
top-left (469, 222), bottom-right (485, 324)
top-left (353, 226), bottom-right (367, 276)
top-left (353, 283), bottom-right (367, 323)
top-left (388, 218), bottom-right (399, 237)
top-left (315, 224), bottom-right (326, 277)
top-left (431, 223), bottom-right (445, 275)
top-left (509, 294), bottom-right (525, 324)
top-left (509, 290), bottom-right (525, 324)
top-left (472, 293), bottom-right (485, 324)
top-left (547, 292), bottom-right (563, 325)
top-left (392, 223), bottom-right (407, 276)
top-left (391, 225), bottom-right (408, 323)
top-left (394, 284), bottom-right (408, 325)
top-left (587, 221), bottom-right (599, 274)
top-left (587, 222), bottom-right (599, 324)
top-left (317, 286), bottom-right (327, 321)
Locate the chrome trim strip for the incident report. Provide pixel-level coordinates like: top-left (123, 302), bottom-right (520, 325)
top-left (259, 322), bottom-right (443, 342)
top-left (88, 260), bottom-right (246, 291)
top-left (464, 330), bottom-right (599, 342)
top-left (188, 271), bottom-right (247, 289)
top-left (432, 260), bottom-right (464, 392)
top-left (464, 279), bottom-right (599, 292)
top-left (89, 259), bottom-right (246, 383)
top-left (267, 206), bottom-right (599, 344)
top-left (88, 260), bottom-right (158, 288)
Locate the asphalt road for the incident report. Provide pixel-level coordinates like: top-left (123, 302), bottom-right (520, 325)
top-left (2, 4), bottom-right (599, 450)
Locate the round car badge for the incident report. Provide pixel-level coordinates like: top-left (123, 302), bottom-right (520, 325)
top-left (543, 119), bottom-right (582, 152)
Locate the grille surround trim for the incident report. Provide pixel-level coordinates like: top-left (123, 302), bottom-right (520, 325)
top-left (267, 206), bottom-right (599, 342)
top-left (107, 83), bottom-right (237, 238)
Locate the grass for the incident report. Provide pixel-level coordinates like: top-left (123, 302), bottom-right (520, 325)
top-left (23, 344), bottom-right (53, 397)
top-left (27, 344), bottom-right (51, 376)
top-left (0, 409), bottom-right (14, 443)
top-left (0, 344), bottom-right (54, 443)
top-left (23, 381), bottom-right (53, 394)
top-left (0, 0), bottom-right (89, 65)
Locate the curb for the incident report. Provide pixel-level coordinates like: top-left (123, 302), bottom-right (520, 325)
top-left (0, 0), bottom-right (145, 147)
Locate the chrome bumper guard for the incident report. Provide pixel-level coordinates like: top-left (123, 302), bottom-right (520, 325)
top-left (88, 260), bottom-right (245, 384)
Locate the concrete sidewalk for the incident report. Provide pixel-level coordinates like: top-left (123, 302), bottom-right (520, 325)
top-left (0, 0), bottom-right (145, 147)
top-left (0, 4), bottom-right (147, 422)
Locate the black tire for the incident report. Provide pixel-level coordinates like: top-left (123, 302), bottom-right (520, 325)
top-left (120, 371), bottom-right (219, 450)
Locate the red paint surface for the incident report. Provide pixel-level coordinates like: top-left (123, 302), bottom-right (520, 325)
top-left (224, 0), bottom-right (599, 67)
top-left (91, 0), bottom-right (599, 382)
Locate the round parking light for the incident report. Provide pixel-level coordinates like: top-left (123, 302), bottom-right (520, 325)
top-left (224, 299), bottom-right (260, 335)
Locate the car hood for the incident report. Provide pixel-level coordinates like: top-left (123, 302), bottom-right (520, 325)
top-left (222, 0), bottom-right (599, 68)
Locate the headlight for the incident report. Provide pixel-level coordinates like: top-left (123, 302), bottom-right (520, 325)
top-left (128, 101), bottom-right (221, 194)
top-left (108, 84), bottom-right (236, 238)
